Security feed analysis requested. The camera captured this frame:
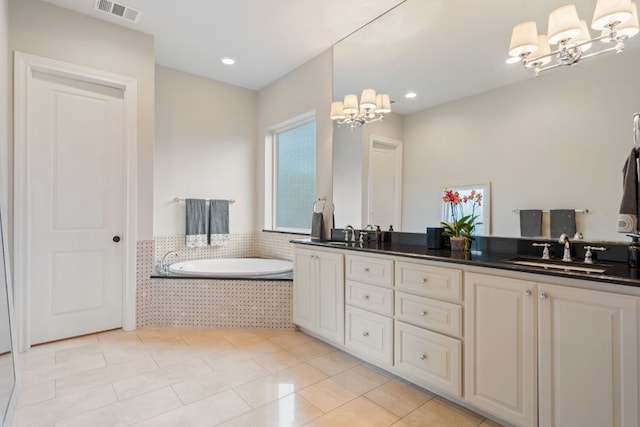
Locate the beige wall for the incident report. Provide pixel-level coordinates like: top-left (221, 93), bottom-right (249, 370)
top-left (154, 65), bottom-right (257, 235)
top-left (256, 49), bottom-right (334, 236)
top-left (402, 48), bottom-right (640, 242)
top-left (8, 0), bottom-right (155, 239)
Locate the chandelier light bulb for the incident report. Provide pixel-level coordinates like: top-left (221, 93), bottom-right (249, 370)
top-left (616, 2), bottom-right (640, 36)
top-left (592, 0), bottom-right (633, 30)
top-left (359, 88), bottom-right (377, 110)
top-left (509, 21), bottom-right (539, 56)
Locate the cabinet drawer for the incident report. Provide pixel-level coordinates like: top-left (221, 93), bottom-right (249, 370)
top-left (396, 261), bottom-right (462, 303)
top-left (346, 255), bottom-right (393, 288)
top-left (396, 292), bottom-right (462, 338)
top-left (394, 321), bottom-right (462, 397)
top-left (345, 306), bottom-right (393, 366)
top-left (346, 280), bottom-right (394, 316)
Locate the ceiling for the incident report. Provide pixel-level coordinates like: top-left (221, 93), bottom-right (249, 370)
top-left (42, 0), bottom-right (640, 113)
top-left (41, 0), bottom-right (405, 90)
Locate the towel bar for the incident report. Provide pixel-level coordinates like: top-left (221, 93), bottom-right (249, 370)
top-left (312, 197), bottom-right (335, 213)
top-left (513, 209), bottom-right (588, 214)
top-left (174, 198), bottom-right (235, 204)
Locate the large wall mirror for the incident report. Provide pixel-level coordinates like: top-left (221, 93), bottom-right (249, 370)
top-left (0, 200), bottom-right (17, 425)
top-left (332, 0), bottom-right (640, 242)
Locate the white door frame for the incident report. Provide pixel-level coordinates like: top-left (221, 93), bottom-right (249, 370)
top-left (14, 52), bottom-right (138, 351)
top-left (367, 135), bottom-right (403, 230)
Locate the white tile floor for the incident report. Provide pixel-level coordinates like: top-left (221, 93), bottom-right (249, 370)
top-left (13, 328), bottom-right (503, 426)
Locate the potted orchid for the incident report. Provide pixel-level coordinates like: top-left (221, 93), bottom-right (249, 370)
top-left (440, 189), bottom-right (483, 251)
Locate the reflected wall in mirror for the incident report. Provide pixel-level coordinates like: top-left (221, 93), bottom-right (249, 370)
top-left (333, 0), bottom-right (640, 241)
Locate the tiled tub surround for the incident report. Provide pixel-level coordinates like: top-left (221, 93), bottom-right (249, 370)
top-left (136, 232), bottom-right (300, 328)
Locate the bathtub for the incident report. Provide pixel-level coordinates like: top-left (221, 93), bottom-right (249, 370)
top-left (168, 258), bottom-right (293, 278)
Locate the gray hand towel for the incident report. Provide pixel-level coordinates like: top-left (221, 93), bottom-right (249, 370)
top-left (550, 209), bottom-right (576, 239)
top-left (519, 210), bottom-right (542, 237)
top-left (617, 148), bottom-right (638, 233)
top-left (209, 199), bottom-right (230, 246)
top-left (185, 199), bottom-right (207, 247)
top-left (311, 211), bottom-right (324, 239)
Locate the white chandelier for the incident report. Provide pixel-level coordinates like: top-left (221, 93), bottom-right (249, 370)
top-left (507, 0), bottom-right (639, 75)
top-left (330, 88), bottom-right (391, 129)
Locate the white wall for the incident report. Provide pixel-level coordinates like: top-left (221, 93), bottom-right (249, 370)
top-left (154, 65), bottom-right (257, 235)
top-left (256, 49), bottom-right (334, 237)
top-left (402, 48), bottom-right (640, 242)
top-left (8, 0), bottom-right (155, 239)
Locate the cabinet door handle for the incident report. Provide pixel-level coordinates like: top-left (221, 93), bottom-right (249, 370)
top-left (421, 277), bottom-right (428, 283)
top-left (524, 290), bottom-right (531, 296)
top-left (362, 331), bottom-right (369, 337)
top-left (420, 310), bottom-right (428, 316)
top-left (364, 267), bottom-right (370, 272)
top-left (363, 295), bottom-right (370, 300)
top-left (419, 354), bottom-right (428, 360)
top-left (539, 292), bottom-right (548, 299)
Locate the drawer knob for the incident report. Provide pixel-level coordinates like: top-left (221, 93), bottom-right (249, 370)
top-left (420, 310), bottom-right (428, 316)
top-left (539, 292), bottom-right (548, 300)
top-left (524, 290), bottom-right (531, 296)
top-left (419, 354), bottom-right (428, 360)
top-left (421, 277), bottom-right (428, 283)
top-left (362, 331), bottom-right (369, 337)
top-left (363, 295), bottom-right (370, 300)
top-left (364, 267), bottom-right (370, 272)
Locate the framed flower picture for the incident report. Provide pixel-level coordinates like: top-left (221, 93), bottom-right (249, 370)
top-left (441, 182), bottom-right (491, 235)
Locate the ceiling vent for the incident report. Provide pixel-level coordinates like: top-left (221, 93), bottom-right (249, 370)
top-left (95, 0), bottom-right (142, 23)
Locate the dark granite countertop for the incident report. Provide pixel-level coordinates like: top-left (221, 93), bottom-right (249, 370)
top-left (292, 237), bottom-right (640, 288)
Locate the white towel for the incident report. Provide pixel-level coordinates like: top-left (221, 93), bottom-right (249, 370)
top-left (617, 148), bottom-right (639, 233)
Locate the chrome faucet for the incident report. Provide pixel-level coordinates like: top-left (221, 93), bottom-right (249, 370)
top-left (344, 225), bottom-right (355, 242)
top-left (160, 251), bottom-right (179, 274)
top-left (558, 233), bottom-right (572, 262)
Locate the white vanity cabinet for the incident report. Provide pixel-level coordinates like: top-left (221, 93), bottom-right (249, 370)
top-left (394, 261), bottom-right (464, 397)
top-left (293, 247), bottom-right (345, 346)
top-left (538, 283), bottom-right (639, 427)
top-left (465, 272), bottom-right (640, 427)
top-left (344, 254), bottom-right (394, 367)
top-left (464, 272), bottom-right (537, 427)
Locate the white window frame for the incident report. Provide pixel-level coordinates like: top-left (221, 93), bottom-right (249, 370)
top-left (265, 111), bottom-right (316, 233)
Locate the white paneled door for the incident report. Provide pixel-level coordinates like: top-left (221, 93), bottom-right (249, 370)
top-left (28, 71), bottom-right (125, 344)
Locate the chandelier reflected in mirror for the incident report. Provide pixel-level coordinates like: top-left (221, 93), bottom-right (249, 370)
top-left (330, 88), bottom-right (391, 129)
top-left (507, 0), bottom-right (639, 75)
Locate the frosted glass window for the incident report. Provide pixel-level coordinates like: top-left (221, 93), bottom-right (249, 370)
top-left (275, 121), bottom-right (316, 231)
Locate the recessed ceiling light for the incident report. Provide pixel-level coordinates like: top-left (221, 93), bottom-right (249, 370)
top-left (405, 92), bottom-right (417, 99)
top-left (221, 57), bottom-right (235, 65)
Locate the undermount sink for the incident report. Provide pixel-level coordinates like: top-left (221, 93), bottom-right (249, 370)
top-left (503, 257), bottom-right (608, 274)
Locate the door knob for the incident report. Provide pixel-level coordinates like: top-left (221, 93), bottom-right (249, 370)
top-left (112, 236), bottom-right (121, 243)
